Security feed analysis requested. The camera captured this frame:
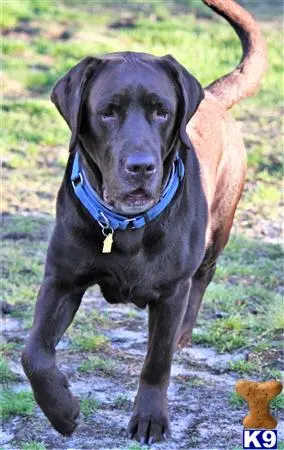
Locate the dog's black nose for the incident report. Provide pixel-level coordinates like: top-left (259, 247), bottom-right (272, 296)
top-left (125, 154), bottom-right (156, 177)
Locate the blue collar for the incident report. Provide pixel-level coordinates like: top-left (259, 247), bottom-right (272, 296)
top-left (71, 152), bottom-right (184, 233)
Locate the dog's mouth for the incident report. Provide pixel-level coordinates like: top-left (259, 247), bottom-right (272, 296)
top-left (103, 187), bottom-right (156, 215)
top-left (124, 188), bottom-right (155, 212)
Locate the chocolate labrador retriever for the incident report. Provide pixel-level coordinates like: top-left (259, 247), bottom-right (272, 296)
top-left (22, 0), bottom-right (267, 444)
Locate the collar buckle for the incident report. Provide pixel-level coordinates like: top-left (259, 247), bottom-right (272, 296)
top-left (125, 218), bottom-right (137, 230)
top-left (98, 212), bottom-right (113, 236)
top-left (71, 173), bottom-right (83, 190)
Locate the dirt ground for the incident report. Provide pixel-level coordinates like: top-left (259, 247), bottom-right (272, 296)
top-left (1, 281), bottom-right (283, 449)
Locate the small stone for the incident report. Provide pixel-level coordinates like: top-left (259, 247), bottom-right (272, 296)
top-left (0, 430), bottom-right (14, 445)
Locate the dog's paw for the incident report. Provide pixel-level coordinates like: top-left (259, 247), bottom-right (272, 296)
top-left (128, 411), bottom-right (171, 444)
top-left (32, 367), bottom-right (80, 436)
top-left (127, 388), bottom-right (171, 444)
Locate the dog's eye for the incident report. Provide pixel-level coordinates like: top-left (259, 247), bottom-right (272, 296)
top-left (100, 107), bottom-right (117, 121)
top-left (153, 108), bottom-right (168, 121)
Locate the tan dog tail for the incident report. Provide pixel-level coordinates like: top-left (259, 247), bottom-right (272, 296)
top-left (202, 0), bottom-right (268, 110)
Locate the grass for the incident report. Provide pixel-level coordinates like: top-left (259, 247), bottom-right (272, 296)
top-left (114, 394), bottom-right (131, 409)
top-left (126, 309), bottom-right (140, 318)
top-left (229, 391), bottom-right (284, 411)
top-left (1, 217), bottom-right (51, 338)
top-left (2, 237), bottom-right (46, 310)
top-left (68, 306), bottom-right (111, 351)
top-left (187, 376), bottom-right (206, 387)
top-left (79, 356), bottom-right (116, 375)
top-left (2, 99), bottom-right (68, 168)
top-left (0, 342), bottom-right (17, 356)
top-left (228, 360), bottom-right (259, 374)
top-left (2, 1), bottom-right (282, 220)
top-left (21, 442), bottom-right (46, 450)
top-left (0, 390), bottom-right (36, 418)
top-left (0, 357), bottom-right (17, 383)
top-left (73, 309), bottom-right (109, 328)
top-left (261, 369), bottom-right (283, 382)
top-left (193, 329), bottom-right (244, 353)
top-left (193, 315), bottom-right (247, 352)
top-left (125, 444), bottom-right (147, 450)
top-left (80, 397), bottom-right (100, 417)
top-left (192, 236), bottom-right (283, 355)
top-left (229, 356), bottom-right (283, 381)
top-left (271, 393), bottom-right (284, 410)
top-left (229, 392), bottom-right (245, 409)
top-left (2, 3), bottom-right (283, 109)
top-left (2, 215), bottom-right (51, 237)
top-left (71, 333), bottom-right (109, 352)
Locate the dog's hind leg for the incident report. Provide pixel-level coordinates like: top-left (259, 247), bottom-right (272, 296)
top-left (178, 261), bottom-right (217, 348)
top-left (21, 271), bottom-right (86, 436)
top-left (178, 171), bottom-right (246, 350)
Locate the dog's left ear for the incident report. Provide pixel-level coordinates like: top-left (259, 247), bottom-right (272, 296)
top-left (51, 57), bottom-right (102, 151)
top-left (161, 55), bottom-right (204, 148)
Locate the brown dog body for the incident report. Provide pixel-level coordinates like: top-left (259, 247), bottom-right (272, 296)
top-left (178, 90), bottom-right (248, 347)
top-left (190, 91), bottom-right (246, 247)
top-left (22, 0), bottom-right (267, 444)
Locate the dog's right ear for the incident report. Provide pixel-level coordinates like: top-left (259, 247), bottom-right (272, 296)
top-left (160, 55), bottom-right (204, 149)
top-left (51, 57), bottom-right (101, 151)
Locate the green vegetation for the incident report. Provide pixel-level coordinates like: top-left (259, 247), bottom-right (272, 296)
top-left (193, 236), bottom-right (283, 356)
top-left (0, 357), bottom-right (17, 383)
top-left (271, 393), bottom-right (284, 410)
top-left (0, 390), bottom-right (35, 418)
top-left (2, 1), bottom-right (282, 219)
top-left (228, 359), bottom-right (259, 374)
top-left (229, 390), bottom-right (284, 411)
top-left (80, 397), bottom-right (100, 417)
top-left (126, 309), bottom-right (140, 318)
top-left (1, 219), bottom-right (48, 331)
top-left (79, 356), bottom-right (116, 375)
top-left (229, 392), bottom-right (245, 409)
top-left (2, 5), bottom-right (282, 109)
top-left (0, 342), bottom-right (17, 356)
top-left (125, 444), bottom-right (147, 450)
top-left (187, 376), bottom-right (206, 387)
top-left (74, 309), bottom-right (109, 328)
top-left (21, 442), bottom-right (46, 450)
top-left (229, 357), bottom-right (283, 380)
top-left (114, 394), bottom-right (131, 408)
top-left (71, 333), bottom-right (109, 351)
top-left (193, 316), bottom-right (246, 352)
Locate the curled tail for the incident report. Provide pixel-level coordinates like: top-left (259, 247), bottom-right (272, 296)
top-left (202, 0), bottom-right (268, 110)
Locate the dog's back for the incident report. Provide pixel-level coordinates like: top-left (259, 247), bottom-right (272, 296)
top-left (188, 0), bottom-right (267, 249)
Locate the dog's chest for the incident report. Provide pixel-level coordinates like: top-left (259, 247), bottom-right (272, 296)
top-left (96, 243), bottom-right (185, 309)
top-left (99, 266), bottom-right (156, 308)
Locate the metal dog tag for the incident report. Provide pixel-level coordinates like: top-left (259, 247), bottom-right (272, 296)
top-left (102, 232), bottom-right (113, 254)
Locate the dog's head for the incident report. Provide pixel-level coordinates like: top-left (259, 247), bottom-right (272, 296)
top-left (51, 52), bottom-right (203, 214)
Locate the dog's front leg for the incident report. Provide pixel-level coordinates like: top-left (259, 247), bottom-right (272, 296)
top-left (128, 279), bottom-right (190, 444)
top-left (21, 275), bottom-right (85, 436)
